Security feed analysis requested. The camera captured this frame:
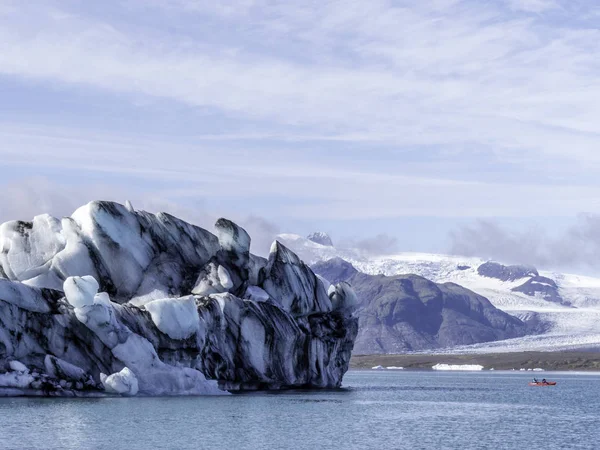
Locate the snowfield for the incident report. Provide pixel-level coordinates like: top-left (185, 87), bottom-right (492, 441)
top-left (279, 234), bottom-right (600, 353)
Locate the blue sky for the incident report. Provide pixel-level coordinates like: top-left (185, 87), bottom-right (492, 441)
top-left (1, 0), bottom-right (600, 261)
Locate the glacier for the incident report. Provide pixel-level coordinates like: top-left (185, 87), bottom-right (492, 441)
top-left (0, 201), bottom-right (358, 396)
top-left (278, 233), bottom-right (600, 353)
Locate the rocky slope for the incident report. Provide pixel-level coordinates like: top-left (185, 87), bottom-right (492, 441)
top-left (312, 258), bottom-right (528, 353)
top-left (0, 201), bottom-right (358, 396)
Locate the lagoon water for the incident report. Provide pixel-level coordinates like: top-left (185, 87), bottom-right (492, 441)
top-left (1, 370), bottom-right (599, 449)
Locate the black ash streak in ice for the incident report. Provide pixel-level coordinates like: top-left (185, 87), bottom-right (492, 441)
top-left (0, 201), bottom-right (358, 396)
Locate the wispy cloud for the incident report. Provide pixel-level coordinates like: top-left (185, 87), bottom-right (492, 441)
top-left (449, 215), bottom-right (600, 273)
top-left (506, 0), bottom-right (559, 13)
top-left (0, 176), bottom-right (282, 256)
top-left (3, 123), bottom-right (600, 222)
top-left (338, 233), bottom-right (400, 256)
top-left (1, 0), bottom-right (599, 166)
top-left (2, 0), bottom-right (600, 250)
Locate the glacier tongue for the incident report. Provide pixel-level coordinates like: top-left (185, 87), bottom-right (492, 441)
top-left (0, 201), bottom-right (358, 396)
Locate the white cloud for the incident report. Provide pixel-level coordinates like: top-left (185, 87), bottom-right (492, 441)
top-left (0, 176), bottom-right (281, 256)
top-left (2, 124), bottom-right (600, 223)
top-left (450, 214), bottom-right (600, 272)
top-left (0, 0), bottom-right (598, 168)
top-left (1, 0), bottom-right (600, 229)
top-left (506, 0), bottom-right (559, 13)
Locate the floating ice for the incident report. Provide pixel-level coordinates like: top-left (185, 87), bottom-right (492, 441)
top-left (386, 366), bottom-right (404, 370)
top-left (371, 365), bottom-right (385, 370)
top-left (432, 364), bottom-right (484, 371)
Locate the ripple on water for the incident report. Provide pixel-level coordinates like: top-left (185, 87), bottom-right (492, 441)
top-left (0, 371), bottom-right (599, 450)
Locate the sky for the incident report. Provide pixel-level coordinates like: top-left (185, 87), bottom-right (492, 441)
top-left (1, 0), bottom-right (600, 269)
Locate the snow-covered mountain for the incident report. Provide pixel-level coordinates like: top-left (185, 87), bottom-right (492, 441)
top-left (307, 231), bottom-right (334, 247)
top-left (312, 258), bottom-right (528, 354)
top-left (279, 233), bottom-right (600, 353)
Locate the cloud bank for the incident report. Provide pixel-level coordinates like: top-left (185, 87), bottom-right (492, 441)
top-left (450, 216), bottom-right (600, 273)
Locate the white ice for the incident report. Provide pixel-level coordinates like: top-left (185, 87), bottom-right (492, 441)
top-left (244, 286), bottom-right (270, 302)
top-left (329, 282), bottom-right (358, 314)
top-left (0, 279), bottom-right (51, 313)
top-left (144, 296), bottom-right (200, 340)
top-left (63, 275), bottom-right (99, 308)
top-left (101, 367), bottom-right (139, 396)
top-left (432, 364), bottom-right (484, 371)
top-left (8, 361), bottom-right (28, 373)
top-left (64, 277), bottom-right (226, 396)
top-left (192, 263), bottom-right (232, 296)
top-left (217, 265), bottom-right (233, 290)
top-left (0, 372), bottom-right (34, 388)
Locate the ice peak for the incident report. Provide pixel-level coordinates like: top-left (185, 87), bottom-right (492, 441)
top-left (307, 232), bottom-right (333, 247)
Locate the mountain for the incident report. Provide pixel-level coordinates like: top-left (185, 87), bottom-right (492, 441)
top-left (278, 233), bottom-right (600, 353)
top-left (0, 201), bottom-right (358, 396)
top-left (307, 232), bottom-right (334, 247)
top-left (312, 258), bottom-right (527, 353)
top-left (477, 262), bottom-right (566, 305)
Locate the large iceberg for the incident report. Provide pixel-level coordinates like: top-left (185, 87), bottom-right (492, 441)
top-left (0, 201), bottom-right (358, 396)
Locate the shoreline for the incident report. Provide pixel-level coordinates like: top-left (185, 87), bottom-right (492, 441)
top-left (350, 351), bottom-right (600, 371)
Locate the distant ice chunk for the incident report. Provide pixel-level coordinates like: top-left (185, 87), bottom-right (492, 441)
top-left (386, 366), bottom-right (404, 370)
top-left (532, 368), bottom-right (544, 372)
top-left (371, 365), bottom-right (385, 370)
top-left (101, 367), bottom-right (139, 396)
top-left (432, 364), bottom-right (484, 371)
top-left (64, 275), bottom-right (99, 308)
top-left (144, 296), bottom-right (200, 340)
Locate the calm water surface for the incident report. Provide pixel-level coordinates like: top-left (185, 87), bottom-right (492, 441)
top-left (1, 370), bottom-right (598, 449)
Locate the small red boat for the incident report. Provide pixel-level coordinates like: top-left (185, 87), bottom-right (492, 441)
top-left (528, 381), bottom-right (557, 386)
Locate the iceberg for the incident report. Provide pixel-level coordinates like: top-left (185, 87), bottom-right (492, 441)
top-left (0, 201), bottom-right (358, 396)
